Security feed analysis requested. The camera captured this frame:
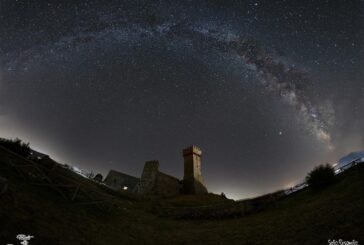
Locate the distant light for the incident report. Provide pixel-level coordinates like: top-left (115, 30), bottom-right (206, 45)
top-left (123, 186), bottom-right (128, 190)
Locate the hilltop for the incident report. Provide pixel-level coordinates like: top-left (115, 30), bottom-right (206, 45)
top-left (0, 145), bottom-right (363, 244)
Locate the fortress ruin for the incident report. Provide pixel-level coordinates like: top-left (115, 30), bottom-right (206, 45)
top-left (104, 146), bottom-right (208, 196)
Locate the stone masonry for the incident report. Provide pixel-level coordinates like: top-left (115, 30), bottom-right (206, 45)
top-left (183, 146), bottom-right (208, 194)
top-left (104, 145), bottom-right (207, 196)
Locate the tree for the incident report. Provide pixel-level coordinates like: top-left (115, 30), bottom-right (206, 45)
top-left (0, 137), bottom-right (30, 158)
top-left (306, 164), bottom-right (335, 190)
top-left (85, 170), bottom-right (95, 179)
top-left (93, 173), bottom-right (103, 183)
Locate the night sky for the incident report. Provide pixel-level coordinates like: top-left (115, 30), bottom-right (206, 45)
top-left (0, 0), bottom-right (363, 199)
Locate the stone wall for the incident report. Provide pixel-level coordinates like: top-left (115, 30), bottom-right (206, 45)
top-left (104, 170), bottom-right (140, 192)
top-left (137, 160), bottom-right (159, 194)
top-left (154, 171), bottom-right (182, 197)
top-left (104, 145), bottom-right (207, 196)
top-left (137, 160), bottom-right (182, 196)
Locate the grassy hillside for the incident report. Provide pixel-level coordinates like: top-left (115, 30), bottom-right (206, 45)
top-left (0, 146), bottom-right (363, 244)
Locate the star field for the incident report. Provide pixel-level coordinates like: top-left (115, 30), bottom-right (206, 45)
top-left (0, 0), bottom-right (363, 199)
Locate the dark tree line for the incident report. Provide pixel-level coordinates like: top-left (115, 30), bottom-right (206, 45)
top-left (0, 137), bottom-right (31, 158)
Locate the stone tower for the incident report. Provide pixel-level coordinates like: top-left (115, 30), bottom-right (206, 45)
top-left (183, 146), bottom-right (208, 194)
top-left (137, 160), bottom-right (159, 194)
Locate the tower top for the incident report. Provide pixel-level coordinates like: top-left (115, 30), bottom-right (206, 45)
top-left (144, 160), bottom-right (159, 169)
top-left (183, 145), bottom-right (202, 156)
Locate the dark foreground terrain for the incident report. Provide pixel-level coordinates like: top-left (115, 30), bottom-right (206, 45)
top-left (0, 146), bottom-right (363, 245)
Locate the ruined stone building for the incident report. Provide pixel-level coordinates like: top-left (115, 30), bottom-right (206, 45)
top-left (103, 146), bottom-right (208, 196)
top-left (103, 170), bottom-right (139, 192)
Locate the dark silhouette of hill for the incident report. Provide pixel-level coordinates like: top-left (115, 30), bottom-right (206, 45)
top-left (0, 145), bottom-right (363, 244)
top-left (0, 137), bottom-right (30, 158)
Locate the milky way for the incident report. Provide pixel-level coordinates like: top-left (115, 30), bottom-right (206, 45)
top-left (0, 0), bottom-right (363, 198)
top-left (3, 14), bottom-right (335, 149)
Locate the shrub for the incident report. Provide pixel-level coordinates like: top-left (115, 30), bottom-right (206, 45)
top-left (306, 164), bottom-right (335, 190)
top-left (85, 170), bottom-right (95, 179)
top-left (94, 173), bottom-right (103, 182)
top-left (0, 137), bottom-right (31, 158)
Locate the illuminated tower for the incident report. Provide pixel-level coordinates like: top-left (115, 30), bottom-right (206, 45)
top-left (183, 146), bottom-right (208, 194)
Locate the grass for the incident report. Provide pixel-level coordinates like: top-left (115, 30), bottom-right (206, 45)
top-left (0, 146), bottom-right (363, 244)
